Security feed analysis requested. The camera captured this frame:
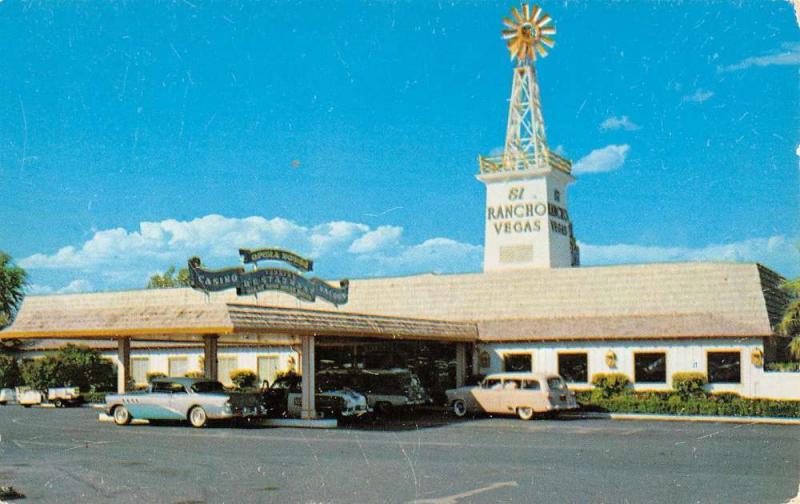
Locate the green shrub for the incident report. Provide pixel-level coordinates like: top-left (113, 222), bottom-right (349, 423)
top-left (591, 373), bottom-right (631, 397)
top-left (275, 369), bottom-right (298, 380)
top-left (146, 371), bottom-right (167, 382)
top-left (21, 345), bottom-right (115, 392)
top-left (765, 362), bottom-right (800, 372)
top-left (83, 391), bottom-right (107, 404)
top-left (0, 354), bottom-right (21, 388)
top-left (230, 369), bottom-right (257, 389)
top-left (184, 371), bottom-right (205, 378)
top-left (672, 372), bottom-right (707, 399)
top-left (20, 358), bottom-right (59, 391)
top-left (575, 390), bottom-right (800, 418)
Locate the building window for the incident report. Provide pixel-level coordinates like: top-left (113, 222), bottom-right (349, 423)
top-left (634, 352), bottom-right (666, 383)
top-left (503, 353), bottom-right (532, 372)
top-left (554, 189), bottom-right (561, 202)
top-left (257, 356), bottom-right (281, 387)
top-left (131, 358), bottom-right (150, 385)
top-left (218, 356), bottom-right (238, 386)
top-left (707, 351), bottom-right (741, 383)
top-left (168, 357), bottom-right (188, 377)
top-left (558, 353), bottom-right (588, 383)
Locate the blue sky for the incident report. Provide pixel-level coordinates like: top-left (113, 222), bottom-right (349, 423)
top-left (0, 1), bottom-right (798, 294)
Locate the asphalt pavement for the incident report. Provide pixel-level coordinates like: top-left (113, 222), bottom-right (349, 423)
top-left (0, 406), bottom-right (798, 503)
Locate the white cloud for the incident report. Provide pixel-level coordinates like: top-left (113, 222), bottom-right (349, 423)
top-left (682, 89), bottom-right (714, 104)
top-left (600, 115), bottom-right (641, 131)
top-left (20, 215), bottom-right (482, 292)
top-left (348, 226), bottom-right (402, 254)
top-left (579, 235), bottom-right (799, 277)
top-left (356, 238), bottom-right (483, 276)
top-left (720, 42), bottom-right (800, 72)
top-left (572, 144), bottom-right (630, 175)
top-left (26, 279), bottom-right (94, 295)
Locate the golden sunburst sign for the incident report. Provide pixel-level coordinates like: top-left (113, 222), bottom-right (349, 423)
top-left (502, 3), bottom-right (556, 62)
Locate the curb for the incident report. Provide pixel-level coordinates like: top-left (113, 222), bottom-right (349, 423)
top-left (562, 411), bottom-right (800, 426)
top-left (96, 413), bottom-right (337, 429)
top-left (259, 418), bottom-right (338, 429)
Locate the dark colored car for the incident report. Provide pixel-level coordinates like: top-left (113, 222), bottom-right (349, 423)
top-left (261, 374), bottom-right (369, 419)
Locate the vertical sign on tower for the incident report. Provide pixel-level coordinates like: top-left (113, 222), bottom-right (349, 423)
top-left (476, 3), bottom-right (580, 271)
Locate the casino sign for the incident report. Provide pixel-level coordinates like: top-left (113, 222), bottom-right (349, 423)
top-left (187, 248), bottom-right (349, 306)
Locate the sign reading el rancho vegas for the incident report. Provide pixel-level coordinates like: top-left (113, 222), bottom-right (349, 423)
top-left (486, 186), bottom-right (571, 236)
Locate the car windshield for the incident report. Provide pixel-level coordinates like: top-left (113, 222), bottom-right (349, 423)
top-left (191, 381), bottom-right (225, 393)
top-left (547, 377), bottom-right (566, 390)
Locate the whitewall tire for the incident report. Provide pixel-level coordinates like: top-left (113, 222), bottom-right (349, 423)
top-left (189, 406), bottom-right (208, 428)
top-left (452, 399), bottom-right (468, 418)
top-left (113, 406), bottom-right (131, 426)
top-left (517, 407), bottom-right (535, 421)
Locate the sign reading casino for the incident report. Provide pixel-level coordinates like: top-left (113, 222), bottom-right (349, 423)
top-left (187, 248), bottom-right (349, 305)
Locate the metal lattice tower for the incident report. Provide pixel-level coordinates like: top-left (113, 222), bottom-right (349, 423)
top-left (479, 3), bottom-right (571, 175)
top-left (503, 63), bottom-right (548, 170)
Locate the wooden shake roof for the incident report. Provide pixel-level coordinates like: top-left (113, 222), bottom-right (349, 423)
top-left (0, 262), bottom-right (786, 343)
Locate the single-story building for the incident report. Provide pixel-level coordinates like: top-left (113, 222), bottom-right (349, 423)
top-left (4, 260), bottom-right (797, 403)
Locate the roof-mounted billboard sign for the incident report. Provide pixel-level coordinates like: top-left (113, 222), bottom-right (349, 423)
top-left (187, 249), bottom-right (348, 306)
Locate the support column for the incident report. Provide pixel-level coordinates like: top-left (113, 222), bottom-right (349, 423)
top-left (117, 337), bottom-right (131, 394)
top-left (471, 344), bottom-right (480, 376)
top-left (203, 334), bottom-right (219, 381)
top-left (300, 335), bottom-right (317, 420)
top-left (455, 342), bottom-right (467, 388)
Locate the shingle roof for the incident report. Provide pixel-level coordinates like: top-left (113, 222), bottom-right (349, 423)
top-left (0, 262), bottom-right (785, 343)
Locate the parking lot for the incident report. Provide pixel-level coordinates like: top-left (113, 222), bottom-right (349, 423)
top-left (0, 406), bottom-right (798, 503)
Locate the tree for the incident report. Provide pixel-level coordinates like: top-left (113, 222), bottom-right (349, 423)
top-left (779, 276), bottom-right (800, 360)
top-left (146, 265), bottom-right (191, 289)
top-left (0, 354), bottom-right (21, 388)
top-left (0, 251), bottom-right (27, 329)
top-left (20, 345), bottom-right (115, 392)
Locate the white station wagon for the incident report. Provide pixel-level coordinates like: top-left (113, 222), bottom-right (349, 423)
top-left (446, 372), bottom-right (578, 420)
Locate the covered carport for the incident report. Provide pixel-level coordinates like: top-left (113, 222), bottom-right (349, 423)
top-left (0, 301), bottom-right (477, 420)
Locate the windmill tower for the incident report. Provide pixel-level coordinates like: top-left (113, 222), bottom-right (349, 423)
top-left (477, 3), bottom-right (579, 271)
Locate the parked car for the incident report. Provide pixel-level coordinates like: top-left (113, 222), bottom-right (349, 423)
top-left (16, 387), bottom-right (44, 407)
top-left (104, 377), bottom-right (267, 428)
top-left (262, 374), bottom-right (369, 419)
top-left (445, 372), bottom-right (578, 420)
top-left (317, 369), bottom-right (430, 415)
top-left (47, 387), bottom-right (83, 408)
top-left (0, 388), bottom-right (16, 405)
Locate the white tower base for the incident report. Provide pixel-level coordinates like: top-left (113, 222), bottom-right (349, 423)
top-left (478, 167), bottom-right (578, 271)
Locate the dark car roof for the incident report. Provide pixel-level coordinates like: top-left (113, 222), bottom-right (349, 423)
top-left (150, 377), bottom-right (218, 387)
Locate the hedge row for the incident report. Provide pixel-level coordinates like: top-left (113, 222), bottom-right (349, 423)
top-left (576, 391), bottom-right (800, 418)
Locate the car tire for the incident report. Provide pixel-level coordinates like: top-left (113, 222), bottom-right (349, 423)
top-left (189, 406), bottom-right (208, 428)
top-left (452, 399), bottom-right (468, 418)
top-left (375, 402), bottom-right (393, 417)
top-left (54, 400), bottom-right (63, 408)
top-left (113, 405), bottom-right (132, 426)
top-left (517, 407), bottom-right (535, 421)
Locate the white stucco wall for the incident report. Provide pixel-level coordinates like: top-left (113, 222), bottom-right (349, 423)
top-left (98, 346), bottom-right (298, 385)
top-left (477, 338), bottom-right (796, 399)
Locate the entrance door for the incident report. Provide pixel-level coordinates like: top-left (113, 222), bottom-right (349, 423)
top-left (258, 356), bottom-right (280, 387)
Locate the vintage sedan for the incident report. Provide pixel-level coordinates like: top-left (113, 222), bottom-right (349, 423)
top-left (446, 372), bottom-right (578, 420)
top-left (105, 377), bottom-right (267, 428)
top-left (262, 374), bottom-right (369, 419)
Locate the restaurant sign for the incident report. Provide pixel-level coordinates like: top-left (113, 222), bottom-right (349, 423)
top-left (187, 251), bottom-right (349, 305)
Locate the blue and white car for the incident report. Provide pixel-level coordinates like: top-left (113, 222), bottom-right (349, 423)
top-left (105, 377), bottom-right (267, 428)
